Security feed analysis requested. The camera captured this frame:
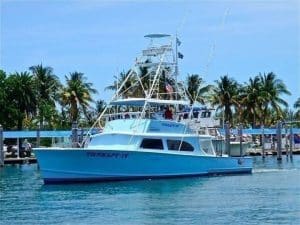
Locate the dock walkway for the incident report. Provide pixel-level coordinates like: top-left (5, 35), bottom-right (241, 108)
top-left (4, 157), bottom-right (37, 165)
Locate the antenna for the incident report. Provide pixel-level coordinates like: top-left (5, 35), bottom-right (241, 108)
top-left (204, 8), bottom-right (230, 76)
top-left (176, 3), bottom-right (191, 35)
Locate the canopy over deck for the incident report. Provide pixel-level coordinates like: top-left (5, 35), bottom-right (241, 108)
top-left (219, 128), bottom-right (300, 135)
top-left (110, 98), bottom-right (189, 107)
top-left (144, 34), bottom-right (171, 38)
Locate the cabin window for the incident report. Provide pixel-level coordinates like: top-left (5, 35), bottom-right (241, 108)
top-left (183, 113), bottom-right (188, 119)
top-left (140, 138), bottom-right (164, 150)
top-left (193, 111), bottom-right (199, 118)
top-left (167, 140), bottom-right (194, 152)
top-left (199, 139), bottom-right (214, 154)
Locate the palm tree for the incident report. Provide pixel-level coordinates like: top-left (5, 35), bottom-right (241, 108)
top-left (6, 72), bottom-right (37, 130)
top-left (96, 100), bottom-right (106, 114)
top-left (210, 75), bottom-right (239, 125)
top-left (105, 65), bottom-right (175, 99)
top-left (105, 70), bottom-right (138, 98)
top-left (186, 74), bottom-right (212, 105)
top-left (29, 64), bottom-right (61, 127)
top-left (259, 72), bottom-right (290, 125)
top-left (240, 76), bottom-right (265, 127)
top-left (61, 71), bottom-right (97, 123)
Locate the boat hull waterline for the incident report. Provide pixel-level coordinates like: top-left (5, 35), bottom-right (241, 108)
top-left (34, 149), bottom-right (252, 184)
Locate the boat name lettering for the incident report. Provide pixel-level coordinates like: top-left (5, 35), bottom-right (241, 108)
top-left (86, 152), bottom-right (129, 158)
top-left (149, 127), bottom-right (160, 131)
top-left (161, 123), bottom-right (179, 128)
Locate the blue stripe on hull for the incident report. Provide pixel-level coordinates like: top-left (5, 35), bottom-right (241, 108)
top-left (43, 168), bottom-right (252, 184)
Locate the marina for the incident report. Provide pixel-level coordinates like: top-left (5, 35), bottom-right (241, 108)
top-left (1, 1), bottom-right (300, 224)
top-left (1, 156), bottom-right (299, 225)
top-left (1, 123), bottom-right (300, 167)
top-left (33, 34), bottom-right (253, 184)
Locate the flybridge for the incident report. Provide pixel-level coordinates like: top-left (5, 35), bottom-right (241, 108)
top-left (110, 98), bottom-right (189, 106)
top-left (142, 45), bottom-right (172, 57)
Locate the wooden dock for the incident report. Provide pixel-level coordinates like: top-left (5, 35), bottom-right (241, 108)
top-left (247, 148), bottom-right (300, 156)
top-left (3, 157), bottom-right (37, 165)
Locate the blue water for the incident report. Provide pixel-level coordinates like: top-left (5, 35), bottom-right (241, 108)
top-left (1, 156), bottom-right (300, 225)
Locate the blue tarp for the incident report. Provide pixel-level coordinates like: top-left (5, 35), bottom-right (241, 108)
top-left (3, 128), bottom-right (101, 139)
top-left (3, 131), bottom-right (71, 138)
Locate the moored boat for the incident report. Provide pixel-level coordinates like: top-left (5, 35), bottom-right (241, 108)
top-left (34, 34), bottom-right (252, 184)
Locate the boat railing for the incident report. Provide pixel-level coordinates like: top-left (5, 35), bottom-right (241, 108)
top-left (103, 112), bottom-right (142, 122)
top-left (155, 92), bottom-right (182, 98)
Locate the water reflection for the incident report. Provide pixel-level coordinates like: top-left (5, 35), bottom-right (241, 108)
top-left (40, 176), bottom-right (206, 196)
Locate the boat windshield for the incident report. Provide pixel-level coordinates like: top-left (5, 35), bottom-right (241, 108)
top-left (199, 138), bottom-right (216, 155)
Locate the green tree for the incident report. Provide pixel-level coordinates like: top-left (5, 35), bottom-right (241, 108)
top-left (96, 100), bottom-right (106, 114)
top-left (105, 66), bottom-right (176, 99)
top-left (259, 72), bottom-right (290, 125)
top-left (294, 97), bottom-right (300, 118)
top-left (186, 74), bottom-right (212, 105)
top-left (210, 75), bottom-right (239, 125)
top-left (105, 70), bottom-right (138, 98)
top-left (61, 71), bottom-right (97, 123)
top-left (240, 76), bottom-right (264, 127)
top-left (6, 72), bottom-right (37, 130)
top-left (29, 64), bottom-right (61, 128)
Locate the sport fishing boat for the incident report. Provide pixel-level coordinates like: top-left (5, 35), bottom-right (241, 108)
top-left (34, 34), bottom-right (252, 184)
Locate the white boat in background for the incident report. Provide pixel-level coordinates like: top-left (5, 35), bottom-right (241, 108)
top-left (227, 141), bottom-right (250, 156)
top-left (34, 34), bottom-right (252, 184)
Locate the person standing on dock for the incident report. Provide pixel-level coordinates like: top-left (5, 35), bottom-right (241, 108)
top-left (22, 139), bottom-right (32, 157)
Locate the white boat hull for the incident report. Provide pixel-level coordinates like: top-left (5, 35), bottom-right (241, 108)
top-left (34, 149), bottom-right (252, 184)
top-left (228, 142), bottom-right (250, 156)
top-left (212, 141), bottom-right (250, 156)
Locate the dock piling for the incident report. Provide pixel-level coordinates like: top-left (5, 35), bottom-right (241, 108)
top-left (79, 128), bottom-right (84, 146)
top-left (72, 122), bottom-right (78, 148)
top-left (276, 121), bottom-right (282, 161)
top-left (17, 138), bottom-right (20, 158)
top-left (289, 124), bottom-right (293, 159)
top-left (225, 122), bottom-right (230, 156)
top-left (37, 125), bottom-right (40, 148)
top-left (284, 125), bottom-right (289, 158)
top-left (238, 124), bottom-right (243, 157)
top-left (0, 125), bottom-right (4, 167)
top-left (261, 125), bottom-right (265, 158)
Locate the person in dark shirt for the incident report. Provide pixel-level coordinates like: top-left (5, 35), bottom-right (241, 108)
top-left (164, 106), bottom-right (173, 120)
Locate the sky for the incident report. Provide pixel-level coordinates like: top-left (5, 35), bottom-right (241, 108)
top-left (1, 0), bottom-right (299, 108)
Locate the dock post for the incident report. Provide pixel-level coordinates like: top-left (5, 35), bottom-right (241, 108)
top-left (225, 122), bottom-right (230, 156)
top-left (276, 121), bottom-right (282, 161)
top-left (0, 125), bottom-right (4, 166)
top-left (220, 139), bottom-right (223, 156)
top-left (289, 124), bottom-right (293, 160)
top-left (238, 124), bottom-right (243, 157)
top-left (72, 122), bottom-right (78, 148)
top-left (261, 125), bottom-right (265, 158)
top-left (284, 125), bottom-right (288, 158)
top-left (79, 128), bottom-right (84, 146)
top-left (17, 138), bottom-right (20, 158)
top-left (36, 125), bottom-right (40, 148)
